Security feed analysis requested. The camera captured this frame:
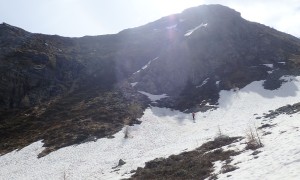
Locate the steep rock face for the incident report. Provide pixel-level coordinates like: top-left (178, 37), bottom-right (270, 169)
top-left (130, 5), bottom-right (300, 110)
top-left (1, 4), bottom-right (300, 155)
top-left (0, 24), bottom-right (152, 155)
top-left (0, 24), bottom-right (81, 110)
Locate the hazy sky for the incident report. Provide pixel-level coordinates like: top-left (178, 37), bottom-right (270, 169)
top-left (0, 0), bottom-right (299, 37)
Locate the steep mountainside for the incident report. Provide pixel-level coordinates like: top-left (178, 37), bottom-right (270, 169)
top-left (1, 4), bottom-right (300, 156)
top-left (130, 5), bottom-right (300, 110)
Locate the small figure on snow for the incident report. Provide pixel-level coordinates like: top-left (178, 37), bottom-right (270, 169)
top-left (192, 112), bottom-right (196, 122)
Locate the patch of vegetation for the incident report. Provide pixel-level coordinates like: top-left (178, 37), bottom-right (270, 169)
top-left (245, 125), bottom-right (263, 150)
top-left (263, 102), bottom-right (300, 120)
top-left (128, 136), bottom-right (242, 180)
top-left (0, 84), bottom-right (149, 157)
top-left (220, 164), bottom-right (238, 174)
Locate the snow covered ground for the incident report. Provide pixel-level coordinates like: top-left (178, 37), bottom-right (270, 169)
top-left (133, 57), bottom-right (159, 75)
top-left (138, 91), bottom-right (168, 102)
top-left (184, 23), bottom-right (208, 36)
top-left (196, 77), bottom-right (210, 88)
top-left (1, 77), bottom-right (300, 180)
top-left (216, 112), bottom-right (300, 180)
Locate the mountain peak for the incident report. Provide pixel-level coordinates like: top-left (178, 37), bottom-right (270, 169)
top-left (183, 4), bottom-right (241, 16)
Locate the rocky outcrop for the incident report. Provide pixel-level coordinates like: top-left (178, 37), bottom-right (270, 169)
top-left (130, 5), bottom-right (300, 110)
top-left (0, 23), bottom-right (151, 156)
top-left (263, 102), bottom-right (300, 120)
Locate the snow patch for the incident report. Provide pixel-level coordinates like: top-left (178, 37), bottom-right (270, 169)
top-left (130, 82), bottom-right (138, 87)
top-left (210, 161), bottom-right (224, 177)
top-left (280, 75), bottom-right (298, 82)
top-left (267, 70), bottom-right (274, 74)
top-left (196, 78), bottom-right (209, 88)
top-left (216, 81), bottom-right (221, 88)
top-left (138, 91), bottom-right (168, 102)
top-left (133, 57), bottom-right (159, 74)
top-left (262, 64), bottom-right (274, 68)
top-left (166, 24), bottom-right (177, 30)
top-left (184, 23), bottom-right (208, 36)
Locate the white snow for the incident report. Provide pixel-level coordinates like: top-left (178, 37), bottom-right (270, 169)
top-left (133, 57), bottom-right (159, 74)
top-left (262, 64), bottom-right (274, 68)
top-left (166, 24), bottom-right (177, 30)
top-left (205, 102), bottom-right (218, 108)
top-left (130, 82), bottom-right (138, 87)
top-left (1, 77), bottom-right (300, 179)
top-left (138, 91), bottom-right (168, 102)
top-left (280, 75), bottom-right (298, 82)
top-left (216, 113), bottom-right (300, 180)
top-left (196, 78), bottom-right (209, 88)
top-left (184, 23), bottom-right (208, 36)
top-left (211, 160), bottom-right (225, 176)
top-left (267, 70), bottom-right (274, 74)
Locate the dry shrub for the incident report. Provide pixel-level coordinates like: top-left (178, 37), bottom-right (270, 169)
top-left (245, 124), bottom-right (263, 150)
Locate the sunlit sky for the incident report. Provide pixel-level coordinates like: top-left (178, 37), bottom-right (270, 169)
top-left (0, 0), bottom-right (299, 37)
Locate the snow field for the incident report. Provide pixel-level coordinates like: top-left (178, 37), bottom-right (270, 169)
top-left (216, 113), bottom-right (300, 180)
top-left (1, 77), bottom-right (300, 179)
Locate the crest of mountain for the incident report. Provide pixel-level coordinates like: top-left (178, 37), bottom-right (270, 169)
top-left (1, 4), bottom-right (300, 156)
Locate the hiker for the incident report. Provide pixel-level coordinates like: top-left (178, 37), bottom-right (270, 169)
top-left (192, 112), bottom-right (195, 122)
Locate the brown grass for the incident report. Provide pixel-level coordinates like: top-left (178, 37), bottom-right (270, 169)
top-left (129, 136), bottom-right (242, 180)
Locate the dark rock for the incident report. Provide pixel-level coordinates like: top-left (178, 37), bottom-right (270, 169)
top-left (111, 169), bottom-right (120, 172)
top-left (106, 135), bottom-right (115, 139)
top-left (145, 158), bottom-right (164, 169)
top-left (251, 150), bottom-right (262, 155)
top-left (112, 159), bottom-right (126, 169)
top-left (118, 159), bottom-right (126, 166)
top-left (258, 123), bottom-right (277, 129)
top-left (262, 102), bottom-right (300, 120)
top-left (130, 170), bottom-right (136, 174)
